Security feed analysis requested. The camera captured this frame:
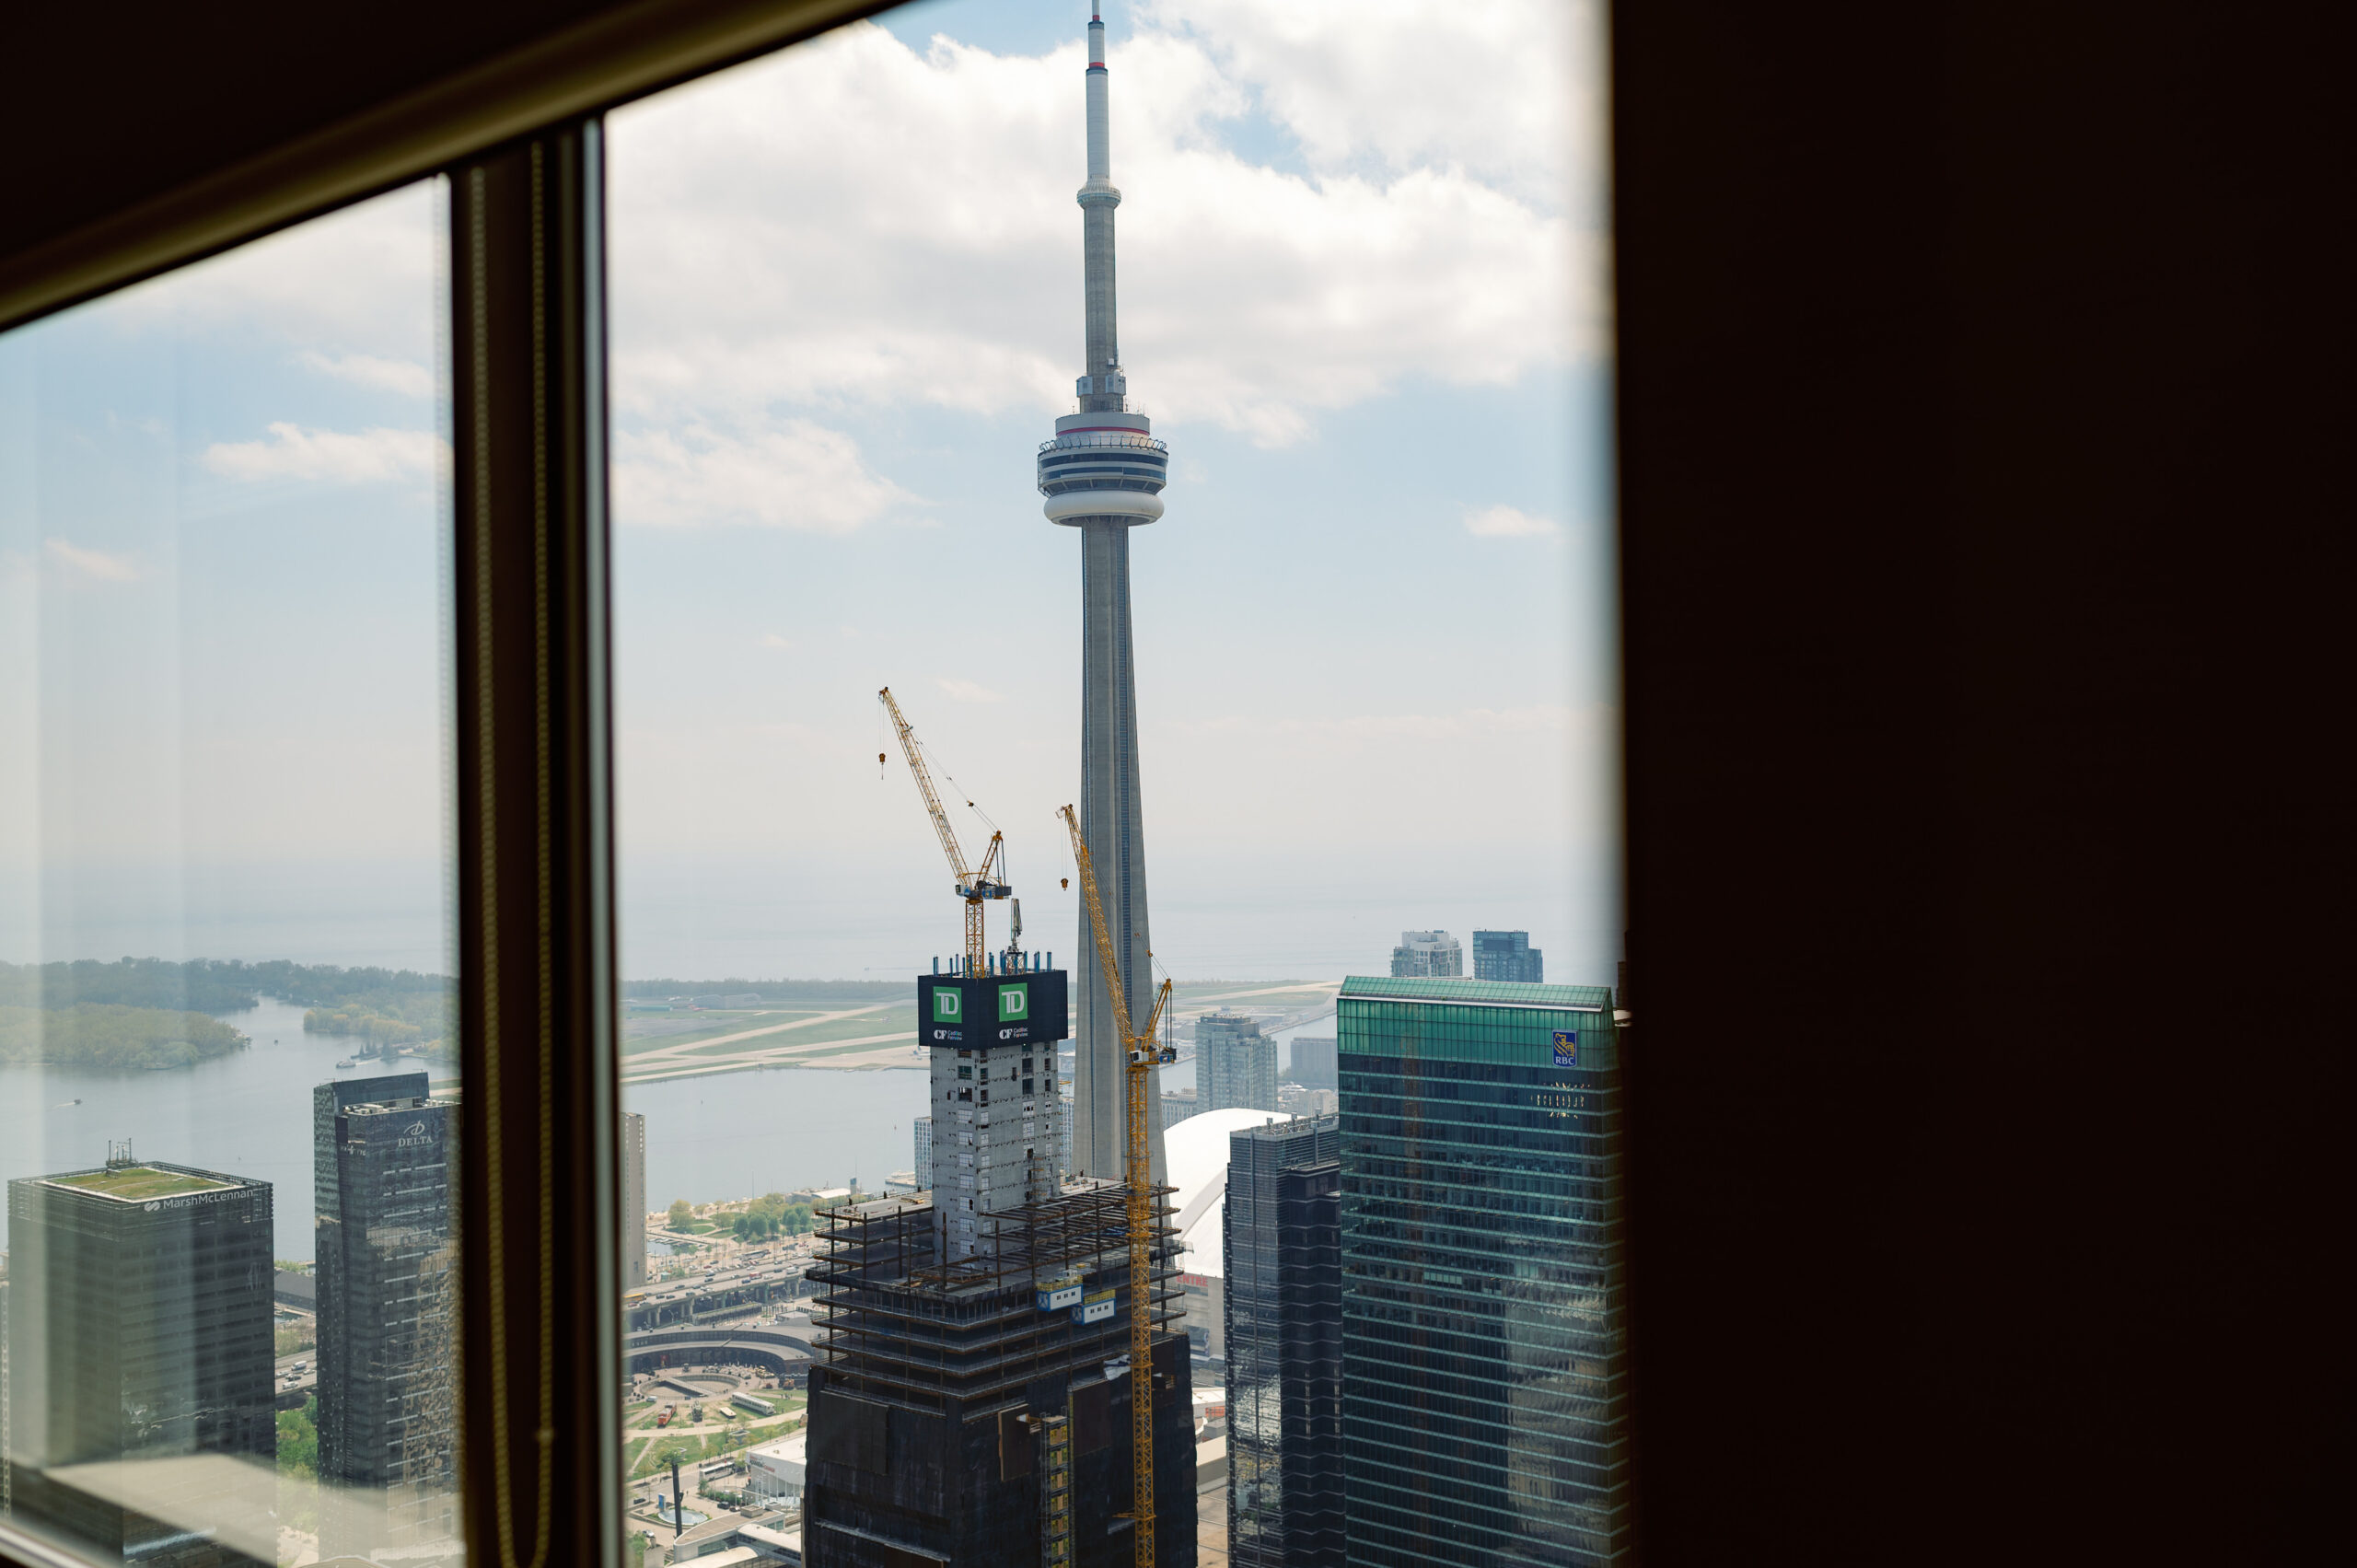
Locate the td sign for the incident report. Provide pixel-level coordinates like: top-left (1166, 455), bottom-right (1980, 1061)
top-left (916, 970), bottom-right (1069, 1048)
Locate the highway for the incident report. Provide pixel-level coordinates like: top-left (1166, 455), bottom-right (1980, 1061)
top-left (273, 1349), bottom-right (316, 1410)
top-left (628, 1251), bottom-right (815, 1331)
top-left (625, 1322), bottom-right (814, 1377)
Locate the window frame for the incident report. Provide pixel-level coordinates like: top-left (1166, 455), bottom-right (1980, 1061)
top-left (0, 7), bottom-right (889, 1567)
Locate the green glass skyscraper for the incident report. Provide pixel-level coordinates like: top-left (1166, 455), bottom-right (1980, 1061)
top-left (1336, 977), bottom-right (1630, 1567)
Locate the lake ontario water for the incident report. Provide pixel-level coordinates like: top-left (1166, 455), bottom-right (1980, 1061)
top-left (1, 997), bottom-right (935, 1260)
top-left (1, 1000), bottom-right (1337, 1260)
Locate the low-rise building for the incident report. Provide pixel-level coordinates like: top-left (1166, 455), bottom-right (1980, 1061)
top-left (665, 1511), bottom-right (782, 1562)
top-left (1278, 1084), bottom-right (1338, 1120)
top-left (1159, 1086), bottom-right (1201, 1133)
top-left (747, 1430), bottom-right (807, 1505)
top-left (737, 1519), bottom-right (803, 1564)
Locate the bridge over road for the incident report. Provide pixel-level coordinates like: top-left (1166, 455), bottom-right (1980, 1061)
top-left (624, 1324), bottom-right (813, 1377)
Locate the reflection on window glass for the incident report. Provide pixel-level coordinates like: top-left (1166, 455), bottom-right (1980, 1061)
top-left (608, 2), bottom-right (1612, 1564)
top-left (0, 182), bottom-right (462, 1567)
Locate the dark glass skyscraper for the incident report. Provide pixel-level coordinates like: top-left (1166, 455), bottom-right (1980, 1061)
top-left (1336, 977), bottom-right (1630, 1567)
top-left (1225, 1115), bottom-right (1343, 1568)
top-left (4, 1154), bottom-right (275, 1566)
top-left (1471, 930), bottom-right (1545, 984)
top-left (313, 1073), bottom-right (459, 1562)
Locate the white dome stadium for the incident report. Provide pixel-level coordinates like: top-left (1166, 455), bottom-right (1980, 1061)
top-left (1162, 1108), bottom-right (1301, 1282)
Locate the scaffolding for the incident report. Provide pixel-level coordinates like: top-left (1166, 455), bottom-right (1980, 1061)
top-left (807, 1184), bottom-right (1186, 1417)
top-left (1037, 1413), bottom-right (1074, 1568)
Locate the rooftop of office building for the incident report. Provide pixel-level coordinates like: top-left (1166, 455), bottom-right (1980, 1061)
top-left (1341, 974), bottom-right (1614, 1008)
top-left (40, 1164), bottom-right (238, 1202)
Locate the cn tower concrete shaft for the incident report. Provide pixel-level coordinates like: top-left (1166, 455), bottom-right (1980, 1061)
top-left (1039, 4), bottom-right (1170, 1183)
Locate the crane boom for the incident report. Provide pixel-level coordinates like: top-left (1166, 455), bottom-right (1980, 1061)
top-left (1059, 803), bottom-right (1169, 1568)
top-left (882, 685), bottom-right (970, 882)
top-left (879, 687), bottom-right (1009, 971)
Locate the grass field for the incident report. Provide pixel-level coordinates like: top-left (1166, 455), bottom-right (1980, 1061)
top-left (1169, 980), bottom-right (1337, 1005)
top-left (674, 1006), bottom-right (916, 1059)
top-left (621, 1008), bottom-right (825, 1057)
top-left (624, 1403), bottom-right (805, 1478)
top-left (610, 981), bottom-right (1335, 1091)
top-left (783, 1035), bottom-right (924, 1062)
top-left (51, 1166), bottom-right (232, 1200)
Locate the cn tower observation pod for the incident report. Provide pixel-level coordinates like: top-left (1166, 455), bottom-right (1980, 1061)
top-left (1038, 410), bottom-right (1168, 526)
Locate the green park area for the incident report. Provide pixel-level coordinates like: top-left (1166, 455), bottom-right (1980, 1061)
top-left (0, 958), bottom-right (458, 1072)
top-left (665, 1194), bottom-right (817, 1242)
top-left (623, 1395), bottom-right (806, 1480)
top-left (0, 1004), bottom-right (250, 1072)
top-left (622, 1008), bottom-right (822, 1057)
top-left (1167, 979), bottom-right (1338, 1011)
top-left (686, 1007), bottom-right (920, 1059)
top-left (277, 1395), bottom-right (322, 1536)
top-left (622, 1004), bottom-right (918, 1060)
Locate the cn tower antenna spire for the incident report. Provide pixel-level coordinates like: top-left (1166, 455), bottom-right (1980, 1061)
top-left (1080, 0), bottom-right (1120, 412)
top-left (1037, 1), bottom-right (1170, 1189)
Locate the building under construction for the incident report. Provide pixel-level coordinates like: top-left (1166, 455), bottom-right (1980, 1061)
top-left (800, 1177), bottom-right (1198, 1567)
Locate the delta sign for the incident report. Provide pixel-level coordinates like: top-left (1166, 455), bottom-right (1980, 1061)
top-left (917, 970), bottom-right (1070, 1049)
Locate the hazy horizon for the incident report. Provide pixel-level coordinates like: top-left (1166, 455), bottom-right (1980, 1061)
top-left (2, 844), bottom-right (1620, 988)
top-left (6, 0), bottom-right (1617, 996)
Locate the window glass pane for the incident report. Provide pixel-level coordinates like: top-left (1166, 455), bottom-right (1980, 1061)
top-left (607, 3), bottom-right (1613, 1565)
top-left (1, 182), bottom-right (463, 1568)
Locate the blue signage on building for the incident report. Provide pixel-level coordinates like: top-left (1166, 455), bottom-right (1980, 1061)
top-left (1552, 1029), bottom-right (1579, 1066)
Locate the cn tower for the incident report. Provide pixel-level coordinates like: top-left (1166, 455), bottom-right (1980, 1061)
top-left (1039, 2), bottom-right (1169, 1183)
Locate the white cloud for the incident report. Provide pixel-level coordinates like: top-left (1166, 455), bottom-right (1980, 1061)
top-left (758, 633), bottom-right (795, 650)
top-left (1143, 0), bottom-right (1599, 214)
top-left (612, 420), bottom-right (914, 531)
top-left (43, 539), bottom-right (139, 582)
top-left (1464, 504), bottom-right (1558, 538)
top-left (202, 422), bottom-right (445, 485)
top-left (110, 182), bottom-right (443, 366)
top-left (936, 678), bottom-right (1005, 704)
top-left (300, 351), bottom-right (435, 399)
top-left (608, 0), bottom-right (1600, 447)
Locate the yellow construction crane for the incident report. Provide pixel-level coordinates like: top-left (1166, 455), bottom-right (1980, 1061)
top-left (1057, 802), bottom-right (1172, 1568)
top-left (878, 686), bottom-right (1010, 973)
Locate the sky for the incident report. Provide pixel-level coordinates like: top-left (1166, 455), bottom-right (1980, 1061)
top-left (0, 0), bottom-right (1618, 987)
